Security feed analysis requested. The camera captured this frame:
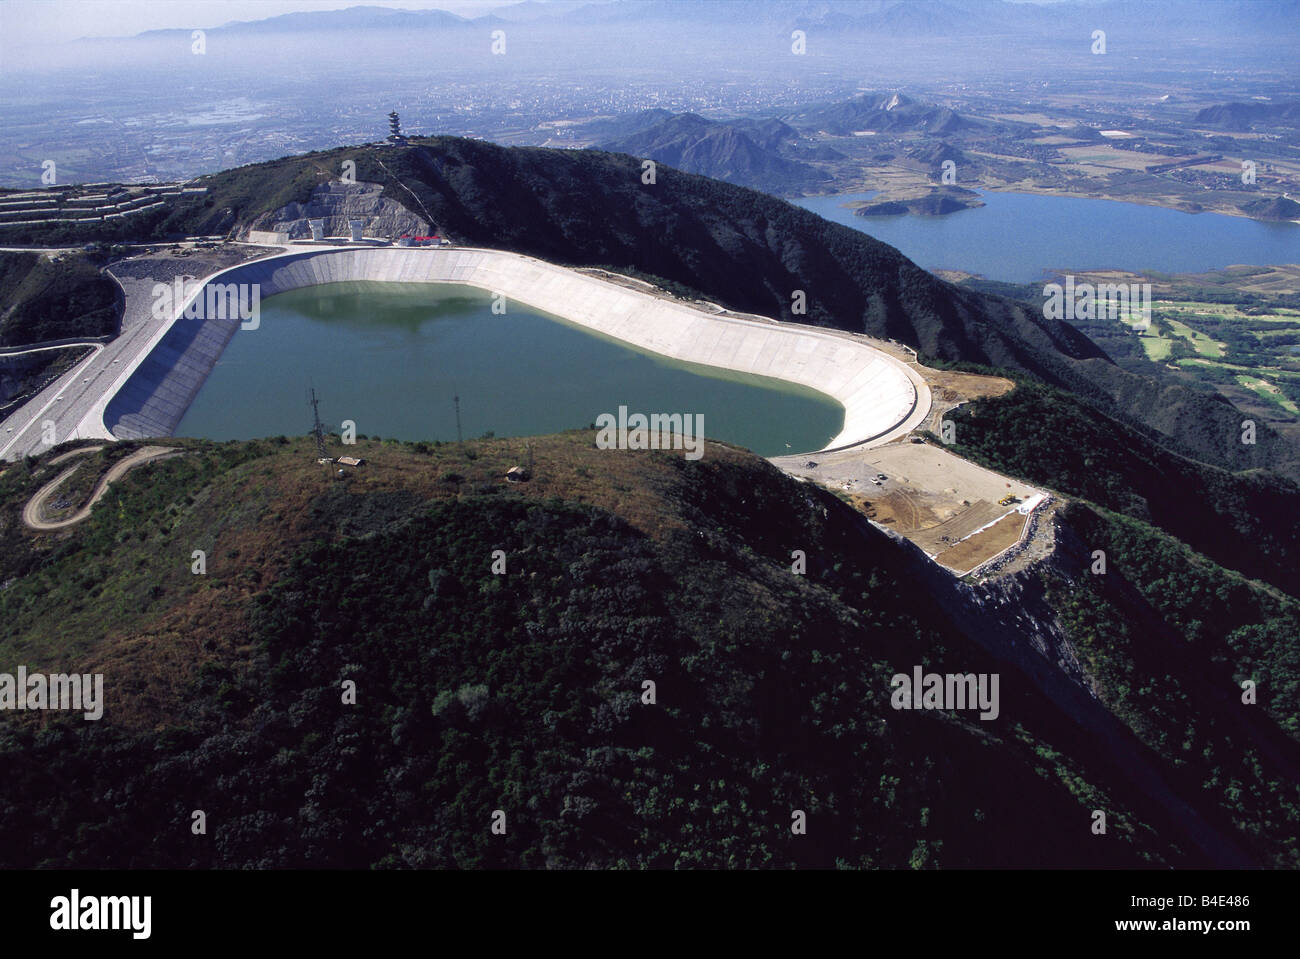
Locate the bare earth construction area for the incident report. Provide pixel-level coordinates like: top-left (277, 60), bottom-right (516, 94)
top-left (773, 442), bottom-right (1047, 577)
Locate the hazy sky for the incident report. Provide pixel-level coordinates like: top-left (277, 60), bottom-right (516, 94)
top-left (0, 0), bottom-right (517, 45)
top-left (0, 0), bottom-right (1122, 69)
top-left (0, 0), bottom-right (1085, 49)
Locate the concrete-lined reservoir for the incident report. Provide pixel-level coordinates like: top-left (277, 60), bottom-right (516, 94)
top-left (174, 282), bottom-right (845, 456)
top-left (82, 248), bottom-right (928, 458)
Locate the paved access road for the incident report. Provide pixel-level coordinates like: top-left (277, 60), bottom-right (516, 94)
top-left (0, 246), bottom-right (265, 463)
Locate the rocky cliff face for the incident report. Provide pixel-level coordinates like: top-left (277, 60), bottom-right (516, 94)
top-left (878, 511), bottom-right (1098, 719)
top-left (966, 514), bottom-right (1092, 693)
top-left (242, 181), bottom-right (430, 239)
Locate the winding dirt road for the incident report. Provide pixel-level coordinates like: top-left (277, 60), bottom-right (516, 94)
top-left (22, 445), bottom-right (180, 530)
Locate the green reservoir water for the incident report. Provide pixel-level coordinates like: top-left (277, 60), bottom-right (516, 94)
top-left (175, 282), bottom-right (844, 456)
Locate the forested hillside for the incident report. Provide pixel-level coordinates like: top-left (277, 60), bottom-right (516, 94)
top-left (1043, 503), bottom-right (1300, 867)
top-left (0, 432), bottom-right (1283, 868)
top-left (0, 251), bottom-right (118, 347)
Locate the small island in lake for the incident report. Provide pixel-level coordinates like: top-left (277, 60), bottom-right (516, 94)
top-left (852, 186), bottom-right (985, 217)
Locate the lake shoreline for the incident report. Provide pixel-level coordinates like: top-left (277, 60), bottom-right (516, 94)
top-left (794, 190), bottom-right (1300, 284)
top-left (798, 180), bottom-right (1300, 226)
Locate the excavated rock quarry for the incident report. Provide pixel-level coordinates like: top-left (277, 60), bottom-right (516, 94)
top-left (242, 181), bottom-right (430, 239)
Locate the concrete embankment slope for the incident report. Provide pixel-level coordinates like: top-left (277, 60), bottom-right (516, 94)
top-left (91, 247), bottom-right (930, 451)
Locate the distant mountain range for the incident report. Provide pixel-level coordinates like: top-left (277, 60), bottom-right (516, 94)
top-left (1195, 100), bottom-right (1300, 132)
top-left (598, 113), bottom-right (829, 195)
top-left (583, 93), bottom-right (976, 195)
top-left (787, 92), bottom-right (969, 136)
top-left (124, 0), bottom-right (1300, 40)
top-left (553, 0), bottom-right (1300, 36)
top-left (136, 4), bottom-right (474, 37)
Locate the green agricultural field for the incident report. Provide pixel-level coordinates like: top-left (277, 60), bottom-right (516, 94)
top-left (1163, 304), bottom-right (1300, 325)
top-left (1128, 306), bottom-right (1216, 361)
top-left (1138, 331), bottom-right (1172, 361)
top-left (1163, 317), bottom-right (1224, 357)
top-left (1133, 303), bottom-right (1223, 361)
top-left (1235, 374), bottom-right (1300, 415)
top-left (1107, 298), bottom-right (1300, 422)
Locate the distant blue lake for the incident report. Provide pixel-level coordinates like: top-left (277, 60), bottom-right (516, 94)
top-left (794, 191), bottom-right (1299, 283)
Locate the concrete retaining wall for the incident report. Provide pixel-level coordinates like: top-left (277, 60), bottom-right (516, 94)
top-left (247, 230), bottom-right (290, 245)
top-left (93, 247), bottom-right (931, 452)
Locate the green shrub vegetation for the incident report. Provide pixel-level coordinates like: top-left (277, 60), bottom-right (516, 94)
top-left (0, 251), bottom-right (118, 347)
top-left (1045, 503), bottom-right (1300, 866)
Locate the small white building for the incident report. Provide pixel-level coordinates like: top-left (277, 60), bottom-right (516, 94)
top-left (349, 219), bottom-right (364, 242)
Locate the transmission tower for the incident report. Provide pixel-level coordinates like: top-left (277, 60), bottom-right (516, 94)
top-left (310, 388), bottom-right (330, 460)
top-left (454, 394), bottom-right (463, 447)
